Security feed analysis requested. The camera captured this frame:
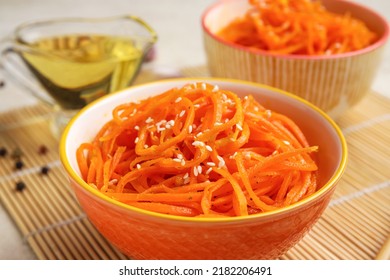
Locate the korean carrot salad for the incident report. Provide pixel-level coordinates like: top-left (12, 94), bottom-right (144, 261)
top-left (76, 82), bottom-right (319, 218)
top-left (217, 0), bottom-right (377, 55)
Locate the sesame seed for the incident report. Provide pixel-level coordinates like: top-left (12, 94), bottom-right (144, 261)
top-left (194, 104), bottom-right (200, 108)
top-left (206, 162), bottom-right (216, 167)
top-left (136, 164), bottom-right (141, 169)
top-left (201, 83), bottom-right (206, 90)
top-left (205, 145), bottom-right (213, 152)
top-left (236, 124), bottom-right (243, 131)
top-left (197, 165), bottom-right (202, 174)
top-left (196, 132), bottom-right (203, 137)
top-left (130, 108), bottom-right (137, 116)
top-left (181, 159), bottom-right (186, 166)
top-left (214, 122), bottom-right (222, 126)
top-left (175, 97), bottom-right (182, 103)
top-left (179, 110), bottom-right (186, 117)
top-left (226, 99), bottom-right (235, 105)
top-left (134, 137), bottom-right (139, 144)
top-left (144, 144), bottom-right (149, 149)
top-left (254, 107), bottom-right (259, 112)
top-left (192, 141), bottom-right (205, 147)
top-left (177, 154), bottom-right (183, 159)
top-left (184, 177), bottom-right (190, 184)
top-left (134, 125), bottom-right (140, 130)
top-left (229, 152), bottom-right (238, 159)
top-left (173, 158), bottom-right (182, 163)
top-left (109, 179), bottom-right (118, 185)
top-left (156, 119), bottom-right (168, 132)
top-left (283, 140), bottom-right (291, 145)
top-left (183, 173), bottom-right (189, 179)
top-left (206, 167), bottom-right (213, 175)
top-left (265, 110), bottom-right (272, 118)
top-left (222, 93), bottom-right (228, 100)
top-left (212, 85), bottom-right (219, 92)
top-left (193, 166), bottom-right (199, 176)
top-left (244, 152), bottom-right (251, 160)
top-left (145, 117), bottom-right (154, 124)
top-left (156, 120), bottom-right (167, 126)
top-left (217, 155), bottom-right (225, 168)
top-left (188, 125), bottom-right (193, 133)
top-left (165, 120), bottom-right (175, 129)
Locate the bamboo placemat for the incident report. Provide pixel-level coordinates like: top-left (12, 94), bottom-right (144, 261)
top-left (0, 66), bottom-right (389, 260)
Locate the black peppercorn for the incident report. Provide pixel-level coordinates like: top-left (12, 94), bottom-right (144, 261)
top-left (41, 166), bottom-right (50, 175)
top-left (38, 145), bottom-right (48, 155)
top-left (15, 160), bottom-right (24, 170)
top-left (15, 181), bottom-right (26, 192)
top-left (0, 147), bottom-right (7, 157)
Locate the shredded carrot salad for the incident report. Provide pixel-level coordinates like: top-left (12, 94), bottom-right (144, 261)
top-left (217, 0), bottom-right (377, 55)
top-left (76, 82), bottom-right (319, 217)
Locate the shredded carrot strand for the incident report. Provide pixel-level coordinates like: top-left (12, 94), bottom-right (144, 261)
top-left (76, 82), bottom-right (319, 217)
top-left (217, 0), bottom-right (377, 55)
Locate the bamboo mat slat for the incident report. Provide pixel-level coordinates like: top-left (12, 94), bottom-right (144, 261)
top-left (0, 66), bottom-right (389, 260)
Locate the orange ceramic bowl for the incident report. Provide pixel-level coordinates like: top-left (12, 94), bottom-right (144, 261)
top-left (59, 78), bottom-right (347, 260)
top-left (202, 0), bottom-right (389, 119)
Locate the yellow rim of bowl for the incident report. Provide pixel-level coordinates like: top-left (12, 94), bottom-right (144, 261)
top-left (59, 77), bottom-right (348, 224)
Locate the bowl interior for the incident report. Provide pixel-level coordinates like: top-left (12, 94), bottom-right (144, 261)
top-left (203, 0), bottom-right (389, 47)
top-left (203, 0), bottom-right (249, 34)
top-left (62, 78), bottom-right (345, 213)
top-left (322, 0), bottom-right (388, 37)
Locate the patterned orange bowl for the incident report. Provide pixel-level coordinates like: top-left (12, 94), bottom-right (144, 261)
top-left (202, 0), bottom-right (389, 119)
top-left (59, 78), bottom-right (347, 260)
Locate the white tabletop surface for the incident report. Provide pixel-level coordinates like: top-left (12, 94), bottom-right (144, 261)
top-left (0, 0), bottom-right (389, 260)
